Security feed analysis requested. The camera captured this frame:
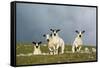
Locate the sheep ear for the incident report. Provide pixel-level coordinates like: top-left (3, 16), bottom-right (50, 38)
top-left (82, 30), bottom-right (85, 34)
top-left (38, 42), bottom-right (42, 45)
top-left (75, 30), bottom-right (79, 33)
top-left (43, 34), bottom-right (46, 37)
top-left (56, 29), bottom-right (60, 32)
top-left (50, 29), bottom-right (54, 32)
top-left (50, 29), bottom-right (53, 31)
top-left (32, 41), bottom-right (36, 44)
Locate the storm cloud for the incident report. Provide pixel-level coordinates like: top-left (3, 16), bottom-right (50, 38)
top-left (16, 3), bottom-right (96, 45)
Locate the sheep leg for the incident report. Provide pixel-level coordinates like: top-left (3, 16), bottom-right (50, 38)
top-left (72, 44), bottom-right (76, 53)
top-left (53, 46), bottom-right (57, 55)
top-left (75, 43), bottom-right (79, 52)
top-left (77, 46), bottom-right (81, 52)
top-left (55, 44), bottom-right (60, 54)
top-left (72, 46), bottom-right (75, 53)
top-left (60, 44), bottom-right (64, 54)
top-left (48, 48), bottom-right (53, 55)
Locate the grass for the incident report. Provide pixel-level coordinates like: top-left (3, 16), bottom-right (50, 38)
top-left (16, 44), bottom-right (97, 65)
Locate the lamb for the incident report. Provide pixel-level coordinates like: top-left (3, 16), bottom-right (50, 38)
top-left (43, 34), bottom-right (55, 55)
top-left (72, 30), bottom-right (85, 53)
top-left (49, 29), bottom-right (65, 54)
top-left (32, 41), bottom-right (42, 55)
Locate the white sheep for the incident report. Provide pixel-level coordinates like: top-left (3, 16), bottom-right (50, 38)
top-left (72, 30), bottom-right (85, 53)
top-left (92, 48), bottom-right (96, 53)
top-left (43, 34), bottom-right (55, 55)
top-left (50, 29), bottom-right (65, 54)
top-left (32, 41), bottom-right (42, 55)
top-left (85, 47), bottom-right (90, 53)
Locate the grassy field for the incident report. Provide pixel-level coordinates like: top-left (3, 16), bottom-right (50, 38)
top-left (16, 44), bottom-right (97, 65)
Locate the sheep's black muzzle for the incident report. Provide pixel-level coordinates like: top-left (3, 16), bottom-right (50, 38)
top-left (54, 33), bottom-right (56, 36)
top-left (36, 46), bottom-right (38, 48)
top-left (79, 35), bottom-right (81, 37)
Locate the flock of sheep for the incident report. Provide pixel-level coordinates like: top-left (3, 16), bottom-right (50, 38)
top-left (31, 29), bottom-right (96, 55)
top-left (17, 29), bottom-right (96, 57)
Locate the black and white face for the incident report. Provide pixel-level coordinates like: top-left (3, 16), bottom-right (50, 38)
top-left (43, 34), bottom-right (51, 42)
top-left (50, 29), bottom-right (60, 36)
top-left (32, 41), bottom-right (42, 48)
top-left (75, 30), bottom-right (85, 38)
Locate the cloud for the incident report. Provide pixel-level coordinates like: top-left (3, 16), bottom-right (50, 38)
top-left (16, 3), bottom-right (96, 45)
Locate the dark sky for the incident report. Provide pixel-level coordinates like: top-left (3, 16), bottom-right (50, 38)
top-left (16, 3), bottom-right (96, 45)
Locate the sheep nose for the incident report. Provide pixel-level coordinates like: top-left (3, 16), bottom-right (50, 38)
top-left (54, 33), bottom-right (56, 36)
top-left (36, 46), bottom-right (38, 48)
top-left (47, 39), bottom-right (49, 42)
top-left (79, 35), bottom-right (81, 37)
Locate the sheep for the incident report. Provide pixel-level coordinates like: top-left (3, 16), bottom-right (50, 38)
top-left (84, 47), bottom-right (90, 53)
top-left (72, 30), bottom-right (85, 53)
top-left (50, 29), bottom-right (65, 54)
top-left (32, 41), bottom-right (42, 55)
top-left (43, 34), bottom-right (55, 55)
top-left (92, 48), bottom-right (96, 53)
